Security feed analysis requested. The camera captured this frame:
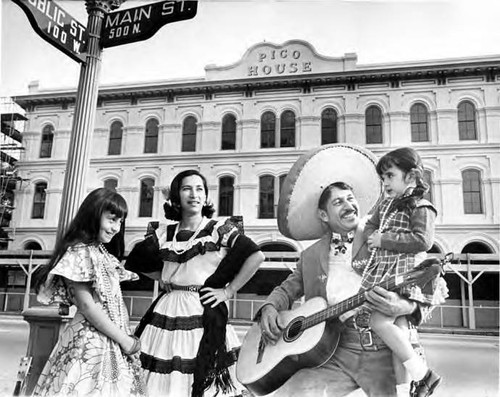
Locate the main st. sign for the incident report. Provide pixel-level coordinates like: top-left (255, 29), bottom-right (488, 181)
top-left (101, 0), bottom-right (198, 48)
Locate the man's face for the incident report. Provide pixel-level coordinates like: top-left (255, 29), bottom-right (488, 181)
top-left (318, 187), bottom-right (360, 234)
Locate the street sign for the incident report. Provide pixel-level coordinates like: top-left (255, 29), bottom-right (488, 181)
top-left (101, 0), bottom-right (198, 48)
top-left (12, 0), bottom-right (87, 63)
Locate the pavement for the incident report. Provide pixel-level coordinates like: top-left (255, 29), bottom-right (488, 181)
top-left (1, 313), bottom-right (499, 397)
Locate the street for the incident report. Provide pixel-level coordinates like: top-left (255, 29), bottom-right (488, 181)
top-left (0, 317), bottom-right (498, 397)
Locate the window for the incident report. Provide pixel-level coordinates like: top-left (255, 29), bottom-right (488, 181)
top-left (182, 116), bottom-right (197, 152)
top-left (462, 169), bottom-right (483, 214)
top-left (261, 112), bottom-right (276, 148)
top-left (104, 178), bottom-right (118, 192)
top-left (458, 101), bottom-right (477, 140)
top-left (321, 108), bottom-right (338, 145)
top-left (40, 125), bottom-right (54, 158)
top-left (139, 178), bottom-right (155, 217)
top-left (108, 121), bottom-right (123, 155)
top-left (32, 182), bottom-right (47, 219)
top-left (259, 175), bottom-right (275, 218)
top-left (280, 110), bottom-right (296, 148)
top-left (24, 241), bottom-right (42, 250)
top-left (423, 170), bottom-right (433, 203)
top-left (218, 176), bottom-right (234, 216)
top-left (365, 106), bottom-right (383, 144)
top-left (410, 103), bottom-right (429, 142)
top-left (144, 118), bottom-right (159, 153)
top-left (221, 114), bottom-right (236, 150)
top-left (260, 111), bottom-right (296, 148)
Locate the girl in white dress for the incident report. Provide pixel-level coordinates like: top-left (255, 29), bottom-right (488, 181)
top-left (126, 170), bottom-right (264, 397)
top-left (33, 188), bottom-right (146, 397)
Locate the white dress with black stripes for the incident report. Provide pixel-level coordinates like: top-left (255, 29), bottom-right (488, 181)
top-left (138, 217), bottom-right (244, 397)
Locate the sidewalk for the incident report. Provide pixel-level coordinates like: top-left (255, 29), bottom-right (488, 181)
top-left (2, 312), bottom-right (499, 336)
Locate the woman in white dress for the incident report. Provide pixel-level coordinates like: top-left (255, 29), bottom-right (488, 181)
top-left (126, 170), bottom-right (264, 397)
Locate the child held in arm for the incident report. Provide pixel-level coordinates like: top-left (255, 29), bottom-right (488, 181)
top-left (362, 147), bottom-right (447, 397)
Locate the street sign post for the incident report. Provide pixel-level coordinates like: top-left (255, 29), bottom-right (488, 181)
top-left (12, 0), bottom-right (87, 63)
top-left (101, 0), bottom-right (198, 48)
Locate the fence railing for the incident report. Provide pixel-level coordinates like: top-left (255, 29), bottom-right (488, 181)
top-left (0, 250), bottom-right (498, 330)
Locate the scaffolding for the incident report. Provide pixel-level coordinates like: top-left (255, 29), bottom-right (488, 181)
top-left (0, 98), bottom-right (28, 248)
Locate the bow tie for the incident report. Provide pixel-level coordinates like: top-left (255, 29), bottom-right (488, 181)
top-left (331, 232), bottom-right (354, 255)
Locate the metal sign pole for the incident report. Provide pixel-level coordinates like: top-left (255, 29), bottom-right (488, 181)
top-left (56, 0), bottom-right (123, 240)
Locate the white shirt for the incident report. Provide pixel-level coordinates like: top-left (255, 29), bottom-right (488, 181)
top-left (325, 242), bottom-right (362, 321)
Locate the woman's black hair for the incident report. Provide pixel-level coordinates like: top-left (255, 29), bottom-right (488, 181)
top-left (163, 169), bottom-right (215, 221)
top-left (33, 188), bottom-right (128, 293)
top-left (377, 147), bottom-right (429, 211)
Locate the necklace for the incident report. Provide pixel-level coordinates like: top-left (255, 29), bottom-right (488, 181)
top-left (96, 244), bottom-right (126, 329)
top-left (170, 218), bottom-right (206, 254)
top-left (362, 198), bottom-right (398, 279)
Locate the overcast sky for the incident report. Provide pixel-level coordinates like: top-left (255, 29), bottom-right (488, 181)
top-left (1, 0), bottom-right (499, 97)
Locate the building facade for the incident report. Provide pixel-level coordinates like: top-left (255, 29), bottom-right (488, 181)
top-left (5, 40), bottom-right (500, 326)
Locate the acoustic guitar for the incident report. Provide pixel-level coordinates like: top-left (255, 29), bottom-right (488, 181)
top-left (236, 257), bottom-right (443, 396)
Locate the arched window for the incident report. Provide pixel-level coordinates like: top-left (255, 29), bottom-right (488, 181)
top-left (462, 169), bottom-right (483, 214)
top-left (182, 116), bottom-right (197, 152)
top-left (108, 121), bottom-right (123, 155)
top-left (321, 108), bottom-right (338, 145)
top-left (218, 176), bottom-right (234, 216)
top-left (40, 125), bottom-right (54, 158)
top-left (139, 178), bottom-right (155, 217)
top-left (259, 175), bottom-right (275, 219)
top-left (221, 114), bottom-right (236, 150)
top-left (144, 118), bottom-right (159, 153)
top-left (104, 178), bottom-right (118, 192)
top-left (24, 241), bottom-right (42, 250)
top-left (280, 110), bottom-right (295, 148)
top-left (410, 103), bottom-right (429, 142)
top-left (32, 182), bottom-right (47, 219)
top-left (423, 169), bottom-right (433, 203)
top-left (365, 106), bottom-right (383, 144)
top-left (458, 101), bottom-right (477, 140)
top-left (261, 111), bottom-right (276, 148)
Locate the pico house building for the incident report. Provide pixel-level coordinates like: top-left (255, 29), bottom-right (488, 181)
top-left (7, 40), bottom-right (500, 328)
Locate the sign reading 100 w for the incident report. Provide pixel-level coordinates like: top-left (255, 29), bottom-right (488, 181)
top-left (12, 0), bottom-right (87, 63)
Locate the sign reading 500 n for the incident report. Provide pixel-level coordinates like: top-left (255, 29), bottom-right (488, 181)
top-left (101, 1), bottom-right (198, 48)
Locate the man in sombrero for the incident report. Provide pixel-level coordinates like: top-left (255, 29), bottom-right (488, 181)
top-left (258, 144), bottom-right (430, 397)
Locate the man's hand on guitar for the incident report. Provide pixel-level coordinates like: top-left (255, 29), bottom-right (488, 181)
top-left (365, 286), bottom-right (417, 318)
top-left (259, 304), bottom-right (284, 345)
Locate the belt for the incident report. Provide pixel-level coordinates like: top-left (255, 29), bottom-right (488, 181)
top-left (169, 284), bottom-right (202, 292)
top-left (342, 312), bottom-right (386, 351)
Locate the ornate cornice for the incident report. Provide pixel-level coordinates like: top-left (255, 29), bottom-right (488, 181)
top-left (14, 59), bottom-right (500, 109)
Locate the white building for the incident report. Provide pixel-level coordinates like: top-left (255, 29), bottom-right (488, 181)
top-left (7, 40), bottom-right (500, 325)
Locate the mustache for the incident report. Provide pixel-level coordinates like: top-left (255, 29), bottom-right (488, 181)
top-left (341, 207), bottom-right (358, 217)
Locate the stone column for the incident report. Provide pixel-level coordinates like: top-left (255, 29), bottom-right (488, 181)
top-left (56, 0), bottom-right (124, 240)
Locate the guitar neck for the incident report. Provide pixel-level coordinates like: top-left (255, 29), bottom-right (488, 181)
top-left (304, 278), bottom-right (398, 329)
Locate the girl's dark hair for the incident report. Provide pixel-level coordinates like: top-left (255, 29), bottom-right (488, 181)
top-left (377, 147), bottom-right (429, 211)
top-left (34, 188), bottom-right (128, 293)
top-left (318, 182), bottom-right (353, 210)
top-left (163, 169), bottom-right (215, 221)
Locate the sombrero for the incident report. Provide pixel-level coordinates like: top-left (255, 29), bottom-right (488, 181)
top-left (278, 144), bottom-right (382, 241)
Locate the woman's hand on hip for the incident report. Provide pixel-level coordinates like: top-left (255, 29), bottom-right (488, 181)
top-left (200, 287), bottom-right (232, 308)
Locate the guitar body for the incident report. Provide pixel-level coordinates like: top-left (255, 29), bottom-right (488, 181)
top-left (236, 296), bottom-right (342, 396)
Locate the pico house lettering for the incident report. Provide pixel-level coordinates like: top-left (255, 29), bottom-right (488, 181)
top-left (248, 49), bottom-right (312, 77)
top-left (101, 1), bottom-right (198, 48)
top-left (12, 0), bottom-right (87, 63)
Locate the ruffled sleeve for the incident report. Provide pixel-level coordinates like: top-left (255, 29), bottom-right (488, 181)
top-left (215, 217), bottom-right (241, 248)
top-left (125, 224), bottom-right (164, 274)
top-left (37, 244), bottom-right (96, 306)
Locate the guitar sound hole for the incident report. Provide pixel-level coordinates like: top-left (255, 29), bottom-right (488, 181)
top-left (284, 317), bottom-right (304, 342)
